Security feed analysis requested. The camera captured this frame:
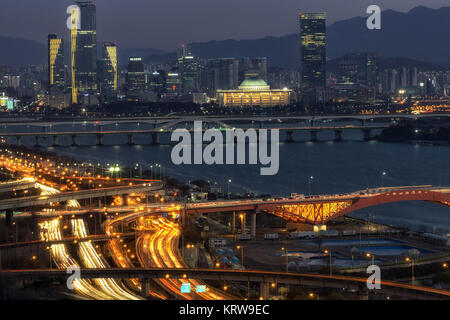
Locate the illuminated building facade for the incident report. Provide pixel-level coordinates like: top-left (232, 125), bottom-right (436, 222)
top-left (126, 57), bottom-right (145, 97)
top-left (101, 42), bottom-right (118, 101)
top-left (165, 72), bottom-right (181, 95)
top-left (72, 1), bottom-right (97, 103)
top-left (217, 73), bottom-right (292, 107)
top-left (48, 34), bottom-right (65, 90)
top-left (178, 46), bottom-right (198, 94)
top-left (0, 93), bottom-right (17, 111)
top-left (300, 13), bottom-right (326, 89)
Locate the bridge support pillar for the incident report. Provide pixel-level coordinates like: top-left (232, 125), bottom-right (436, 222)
top-left (241, 213), bottom-right (246, 234)
top-left (96, 134), bottom-right (103, 146)
top-left (363, 129), bottom-right (371, 141)
top-left (285, 131), bottom-right (294, 143)
top-left (5, 209), bottom-right (12, 227)
top-left (52, 136), bottom-right (59, 147)
top-left (310, 130), bottom-right (318, 142)
top-left (334, 130), bottom-right (343, 142)
top-left (127, 134), bottom-right (134, 145)
top-left (259, 282), bottom-right (269, 300)
top-left (141, 279), bottom-right (151, 299)
top-left (122, 194), bottom-right (128, 207)
top-left (34, 136), bottom-right (40, 147)
top-left (71, 135), bottom-right (78, 147)
top-left (151, 133), bottom-right (160, 145)
top-left (15, 136), bottom-right (22, 146)
top-left (251, 212), bottom-right (257, 238)
top-left (232, 212), bottom-right (236, 234)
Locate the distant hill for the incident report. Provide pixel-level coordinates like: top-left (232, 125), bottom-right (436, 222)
top-left (146, 6), bottom-right (450, 69)
top-left (0, 36), bottom-right (46, 66)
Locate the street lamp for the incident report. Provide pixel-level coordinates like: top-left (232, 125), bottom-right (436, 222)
top-left (281, 247), bottom-right (288, 272)
top-left (381, 171), bottom-right (387, 187)
top-left (227, 179), bottom-right (232, 199)
top-left (308, 176), bottom-right (314, 196)
top-left (405, 257), bottom-right (415, 282)
top-left (309, 292), bottom-right (319, 300)
top-left (237, 245), bottom-right (244, 269)
top-left (366, 252), bottom-right (375, 266)
top-left (324, 249), bottom-right (332, 276)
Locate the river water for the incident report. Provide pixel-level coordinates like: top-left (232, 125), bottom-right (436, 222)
top-left (4, 121), bottom-right (450, 234)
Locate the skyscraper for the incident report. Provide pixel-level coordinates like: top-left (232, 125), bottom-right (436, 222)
top-left (239, 57), bottom-right (268, 83)
top-left (101, 42), bottom-right (118, 101)
top-left (205, 58), bottom-right (239, 95)
top-left (126, 57), bottom-right (146, 96)
top-left (178, 45), bottom-right (198, 94)
top-left (71, 1), bottom-right (97, 103)
top-left (299, 13), bottom-right (326, 89)
top-left (48, 34), bottom-right (65, 90)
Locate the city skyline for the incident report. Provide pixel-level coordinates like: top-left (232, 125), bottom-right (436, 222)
top-left (0, 0), bottom-right (449, 51)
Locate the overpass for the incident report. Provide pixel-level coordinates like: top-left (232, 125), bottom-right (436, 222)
top-left (2, 267), bottom-right (449, 300)
top-left (0, 181), bottom-right (164, 211)
top-left (185, 186), bottom-right (450, 226)
top-left (0, 232), bottom-right (136, 249)
top-left (0, 179), bottom-right (36, 193)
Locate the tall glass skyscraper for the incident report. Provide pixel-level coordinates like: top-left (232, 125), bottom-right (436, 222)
top-left (299, 13), bottom-right (326, 89)
top-left (126, 57), bottom-right (146, 96)
top-left (178, 45), bottom-right (198, 94)
top-left (48, 34), bottom-right (65, 90)
top-left (71, 1), bottom-right (97, 103)
top-left (101, 42), bottom-right (118, 101)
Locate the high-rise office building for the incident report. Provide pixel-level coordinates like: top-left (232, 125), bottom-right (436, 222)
top-left (299, 13), bottom-right (326, 89)
top-left (365, 53), bottom-right (379, 88)
top-left (239, 57), bottom-right (268, 83)
top-left (71, 1), bottom-right (97, 103)
top-left (205, 58), bottom-right (239, 95)
top-left (101, 42), bottom-right (118, 101)
top-left (178, 45), bottom-right (198, 94)
top-left (48, 34), bottom-right (65, 90)
top-left (126, 57), bottom-right (146, 96)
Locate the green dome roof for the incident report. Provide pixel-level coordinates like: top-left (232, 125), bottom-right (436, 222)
top-left (238, 75), bottom-right (270, 90)
top-left (240, 78), bottom-right (268, 87)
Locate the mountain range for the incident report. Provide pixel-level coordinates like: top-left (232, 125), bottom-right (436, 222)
top-left (153, 6), bottom-right (450, 69)
top-left (1, 6), bottom-right (450, 69)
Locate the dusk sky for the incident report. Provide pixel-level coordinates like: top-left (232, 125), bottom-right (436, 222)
top-left (0, 0), bottom-right (448, 51)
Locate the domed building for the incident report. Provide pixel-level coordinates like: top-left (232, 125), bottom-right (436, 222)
top-left (217, 73), bottom-right (292, 107)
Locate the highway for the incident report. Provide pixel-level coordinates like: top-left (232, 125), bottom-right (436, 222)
top-left (104, 206), bottom-right (234, 300)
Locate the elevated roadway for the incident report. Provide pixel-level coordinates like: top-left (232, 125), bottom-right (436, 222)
top-left (2, 268), bottom-right (449, 300)
top-left (0, 181), bottom-right (164, 210)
